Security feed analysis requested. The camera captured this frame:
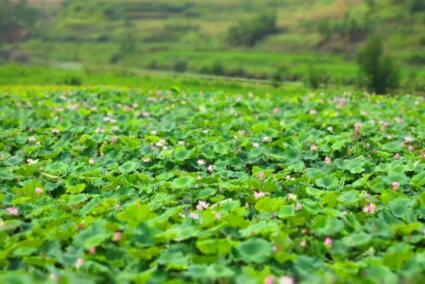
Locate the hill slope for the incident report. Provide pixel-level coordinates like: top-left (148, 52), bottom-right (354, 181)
top-left (7, 0), bottom-right (425, 84)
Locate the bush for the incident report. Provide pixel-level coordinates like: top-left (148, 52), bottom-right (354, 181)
top-left (358, 36), bottom-right (400, 94)
top-left (317, 13), bottom-right (372, 43)
top-left (63, 75), bottom-right (82, 86)
top-left (227, 13), bottom-right (277, 47)
top-left (307, 67), bottom-right (329, 89)
top-left (173, 59), bottom-right (188, 73)
top-left (270, 71), bottom-right (283, 88)
top-left (409, 0), bottom-right (425, 12)
top-left (210, 61), bottom-right (224, 76)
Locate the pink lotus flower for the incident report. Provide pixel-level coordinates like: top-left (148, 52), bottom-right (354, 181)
top-left (273, 107), bottom-right (281, 114)
top-left (197, 159), bottom-right (206, 166)
top-left (49, 273), bottom-right (60, 282)
top-left (28, 136), bottom-right (37, 143)
top-left (392, 182), bottom-right (400, 191)
top-left (279, 276), bottom-right (295, 284)
top-left (155, 139), bottom-right (167, 147)
top-left (337, 97), bottom-right (348, 108)
top-left (363, 203), bottom-right (377, 214)
top-left (264, 275), bottom-right (275, 284)
top-left (324, 157), bottom-right (332, 164)
top-left (89, 247), bottom-right (96, 254)
top-left (189, 212), bottom-right (200, 220)
top-left (404, 135), bottom-right (414, 143)
top-left (310, 144), bottom-right (318, 151)
top-left (215, 212), bottom-right (222, 220)
top-left (288, 193), bottom-right (297, 201)
top-left (27, 158), bottom-right (38, 165)
top-left (394, 153), bottom-right (401, 160)
top-left (207, 165), bottom-right (216, 173)
top-left (196, 201), bottom-right (209, 210)
top-left (310, 109), bottom-right (317, 115)
top-left (354, 122), bottom-right (362, 133)
top-left (324, 237), bottom-right (333, 247)
top-left (258, 172), bottom-right (266, 180)
top-left (262, 136), bottom-right (271, 143)
top-left (295, 203), bottom-right (303, 210)
top-left (255, 191), bottom-right (267, 199)
top-left (7, 207), bottom-right (19, 216)
top-left (35, 187), bottom-right (43, 194)
top-left (96, 127), bottom-right (105, 134)
top-left (76, 257), bottom-right (84, 270)
top-left (113, 232), bottom-right (123, 242)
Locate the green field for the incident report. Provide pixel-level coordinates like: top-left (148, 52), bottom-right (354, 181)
top-left (1, 78), bottom-right (425, 283)
top-left (2, 0), bottom-right (424, 89)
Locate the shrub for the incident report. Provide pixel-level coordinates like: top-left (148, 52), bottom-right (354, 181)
top-left (270, 71), bottom-right (283, 88)
top-left (409, 0), bottom-right (425, 12)
top-left (227, 13), bottom-right (277, 47)
top-left (63, 75), bottom-right (82, 86)
top-left (358, 36), bottom-right (400, 94)
top-left (307, 67), bottom-right (329, 89)
top-left (173, 59), bottom-right (188, 73)
top-left (317, 12), bottom-right (373, 43)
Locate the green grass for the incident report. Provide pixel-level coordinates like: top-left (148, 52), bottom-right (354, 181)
top-left (12, 0), bottom-right (424, 87)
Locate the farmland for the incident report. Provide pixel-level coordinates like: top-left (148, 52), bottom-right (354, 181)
top-left (2, 0), bottom-right (425, 89)
top-left (1, 80), bottom-right (425, 283)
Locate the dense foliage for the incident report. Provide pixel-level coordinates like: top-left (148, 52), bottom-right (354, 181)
top-left (0, 0), bottom-right (39, 44)
top-left (1, 87), bottom-right (425, 283)
top-left (227, 13), bottom-right (277, 46)
top-left (358, 37), bottom-right (400, 94)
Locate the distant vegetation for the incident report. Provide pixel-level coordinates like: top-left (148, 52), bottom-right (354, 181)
top-left (358, 37), bottom-right (400, 94)
top-left (0, 0), bottom-right (39, 44)
top-left (0, 0), bottom-right (424, 93)
top-left (227, 13), bottom-right (277, 47)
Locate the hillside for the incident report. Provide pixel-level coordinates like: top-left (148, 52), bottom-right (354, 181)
top-left (3, 0), bottom-right (425, 87)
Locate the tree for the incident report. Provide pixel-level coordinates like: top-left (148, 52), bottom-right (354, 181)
top-left (227, 13), bottom-right (277, 47)
top-left (358, 36), bottom-right (400, 94)
top-left (0, 0), bottom-right (39, 44)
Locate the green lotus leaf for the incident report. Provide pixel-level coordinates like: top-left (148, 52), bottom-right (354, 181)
top-left (171, 175), bottom-right (195, 189)
top-left (237, 238), bottom-right (273, 263)
top-left (119, 161), bottom-right (139, 173)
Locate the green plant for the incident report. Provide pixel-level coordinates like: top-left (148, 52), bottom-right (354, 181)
top-left (307, 67), bottom-right (329, 89)
top-left (1, 84), bottom-right (425, 283)
top-left (63, 75), bottom-right (82, 86)
top-left (227, 13), bottom-right (277, 46)
top-left (358, 36), bottom-right (400, 94)
top-left (173, 59), bottom-right (188, 73)
top-left (270, 70), bottom-right (283, 88)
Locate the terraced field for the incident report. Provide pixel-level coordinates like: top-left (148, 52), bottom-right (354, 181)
top-left (1, 86), bottom-right (425, 283)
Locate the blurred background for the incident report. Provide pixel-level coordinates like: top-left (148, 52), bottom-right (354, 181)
top-left (0, 0), bottom-right (424, 91)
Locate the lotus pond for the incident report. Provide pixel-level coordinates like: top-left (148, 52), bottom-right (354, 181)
top-left (1, 87), bottom-right (425, 283)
